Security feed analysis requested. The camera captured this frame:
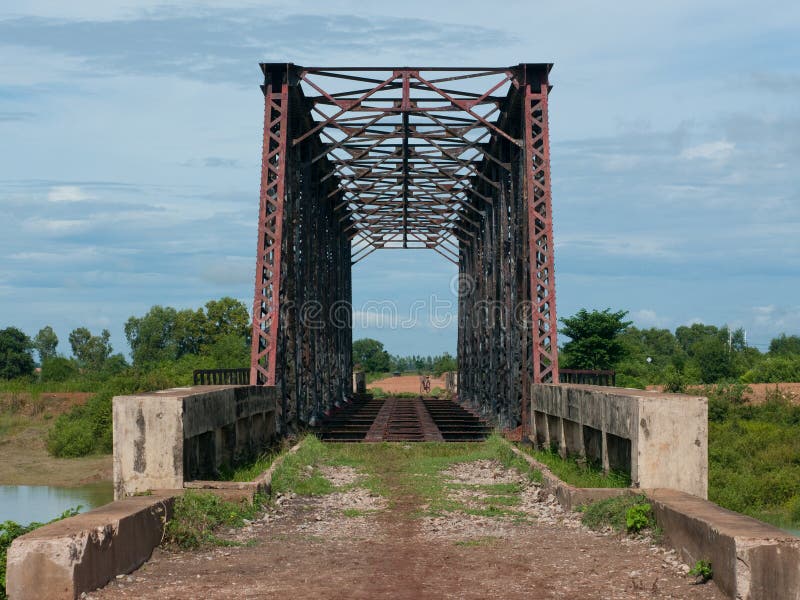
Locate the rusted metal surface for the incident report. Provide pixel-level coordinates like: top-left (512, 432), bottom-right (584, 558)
top-left (250, 64), bottom-right (560, 433)
top-left (559, 369), bottom-right (616, 386)
top-left (192, 368), bottom-right (249, 385)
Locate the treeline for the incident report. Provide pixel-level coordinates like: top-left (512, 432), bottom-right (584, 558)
top-left (0, 297), bottom-right (251, 458)
top-left (352, 338), bottom-right (457, 376)
top-left (559, 308), bottom-right (800, 389)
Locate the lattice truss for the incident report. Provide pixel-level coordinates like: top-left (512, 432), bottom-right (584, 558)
top-left (295, 67), bottom-right (522, 265)
top-left (251, 64), bottom-right (558, 424)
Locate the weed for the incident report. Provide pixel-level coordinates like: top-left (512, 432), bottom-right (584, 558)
top-left (580, 495), bottom-right (649, 532)
top-left (625, 503), bottom-right (654, 533)
top-left (688, 560), bottom-right (713, 583)
top-left (514, 444), bottom-right (630, 488)
top-left (163, 491), bottom-right (263, 550)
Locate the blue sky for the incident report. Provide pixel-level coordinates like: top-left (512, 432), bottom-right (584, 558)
top-left (0, 1), bottom-right (798, 359)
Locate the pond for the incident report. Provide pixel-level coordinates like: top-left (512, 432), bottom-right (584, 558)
top-left (0, 482), bottom-right (113, 525)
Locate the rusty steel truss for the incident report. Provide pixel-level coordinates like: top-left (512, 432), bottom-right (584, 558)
top-left (251, 64), bottom-right (558, 431)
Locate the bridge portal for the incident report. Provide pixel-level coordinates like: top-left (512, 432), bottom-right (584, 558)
top-left (250, 65), bottom-right (558, 431)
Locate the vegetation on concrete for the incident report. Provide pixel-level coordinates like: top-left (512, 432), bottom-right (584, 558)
top-left (1, 507), bottom-right (81, 600)
top-left (579, 494), bottom-right (655, 534)
top-left (163, 491), bottom-right (264, 550)
top-left (514, 444), bottom-right (630, 488)
top-left (689, 559), bottom-right (713, 583)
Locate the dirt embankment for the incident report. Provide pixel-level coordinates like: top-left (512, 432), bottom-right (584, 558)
top-left (647, 383), bottom-right (800, 404)
top-left (0, 392), bottom-right (111, 486)
top-left (368, 374), bottom-right (447, 394)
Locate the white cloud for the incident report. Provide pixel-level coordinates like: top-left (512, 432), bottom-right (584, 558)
top-left (680, 140), bottom-right (735, 162)
top-left (22, 217), bottom-right (91, 234)
top-left (47, 185), bottom-right (93, 202)
top-left (631, 308), bottom-right (669, 328)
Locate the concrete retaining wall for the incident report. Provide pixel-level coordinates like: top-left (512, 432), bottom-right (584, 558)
top-left (531, 384), bottom-right (708, 498)
top-left (648, 489), bottom-right (800, 599)
top-left (6, 493), bottom-right (175, 600)
top-left (113, 385), bottom-right (277, 499)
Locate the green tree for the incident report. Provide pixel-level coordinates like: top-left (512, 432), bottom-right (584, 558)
top-left (33, 325), bottom-right (59, 363)
top-left (769, 334), bottom-right (800, 357)
top-left (69, 327), bottom-right (112, 370)
top-left (201, 297), bottom-right (249, 351)
top-left (40, 356), bottom-right (79, 382)
top-left (432, 352), bottom-right (457, 376)
top-left (689, 336), bottom-right (734, 383)
top-left (0, 327), bottom-right (35, 379)
top-left (559, 309), bottom-right (632, 370)
top-left (124, 305), bottom-right (180, 365)
top-left (352, 338), bottom-right (391, 372)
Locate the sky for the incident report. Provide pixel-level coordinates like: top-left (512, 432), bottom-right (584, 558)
top-left (0, 1), bottom-right (798, 359)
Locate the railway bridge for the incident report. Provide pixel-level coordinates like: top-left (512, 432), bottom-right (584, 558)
top-left (248, 64), bottom-right (558, 432)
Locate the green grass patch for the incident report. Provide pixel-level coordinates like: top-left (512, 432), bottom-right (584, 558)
top-left (163, 491), bottom-right (263, 550)
top-left (218, 452), bottom-right (278, 483)
top-left (579, 494), bottom-right (650, 532)
top-left (342, 508), bottom-right (380, 518)
top-left (515, 444), bottom-right (631, 488)
top-left (270, 436), bottom-right (334, 496)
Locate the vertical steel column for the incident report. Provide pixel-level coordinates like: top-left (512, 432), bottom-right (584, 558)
top-left (250, 66), bottom-right (290, 385)
top-left (523, 65), bottom-right (559, 385)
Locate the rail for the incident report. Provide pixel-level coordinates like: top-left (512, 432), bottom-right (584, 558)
top-left (558, 369), bottom-right (616, 386)
top-left (192, 368), bottom-right (250, 385)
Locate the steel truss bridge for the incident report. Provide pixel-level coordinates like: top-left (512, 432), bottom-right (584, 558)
top-left (249, 64), bottom-right (558, 431)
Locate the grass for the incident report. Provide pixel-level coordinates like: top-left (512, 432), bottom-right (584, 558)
top-left (218, 451), bottom-right (278, 482)
top-left (515, 444), bottom-right (631, 488)
top-left (163, 491), bottom-right (264, 549)
top-left (578, 494), bottom-right (655, 534)
top-left (454, 536), bottom-right (499, 547)
top-left (267, 434), bottom-right (542, 523)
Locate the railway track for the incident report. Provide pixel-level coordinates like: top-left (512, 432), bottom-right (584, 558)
top-left (317, 395), bottom-right (491, 442)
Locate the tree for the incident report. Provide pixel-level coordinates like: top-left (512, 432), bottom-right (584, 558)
top-left (352, 338), bottom-right (391, 372)
top-left (33, 325), bottom-right (59, 363)
top-left (690, 336), bottom-right (734, 383)
top-left (69, 327), bottom-right (113, 370)
top-left (769, 334), bottom-right (800, 357)
top-left (559, 308), bottom-right (632, 370)
top-left (0, 327), bottom-right (36, 379)
top-left (432, 352), bottom-right (457, 376)
top-left (40, 356), bottom-right (79, 382)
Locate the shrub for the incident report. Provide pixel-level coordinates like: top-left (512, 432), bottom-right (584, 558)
top-left (741, 356), bottom-right (800, 383)
top-left (625, 503), bottom-right (654, 533)
top-left (580, 494), bottom-right (650, 532)
top-left (689, 560), bottom-right (713, 583)
top-left (39, 357), bottom-right (79, 383)
top-left (615, 374), bottom-right (646, 390)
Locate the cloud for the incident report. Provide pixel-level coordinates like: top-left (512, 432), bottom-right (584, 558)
top-left (181, 156), bottom-right (241, 168)
top-left (631, 309), bottom-right (669, 328)
top-left (752, 305), bottom-right (800, 332)
top-left (47, 185), bottom-right (93, 202)
top-left (680, 140), bottom-right (735, 162)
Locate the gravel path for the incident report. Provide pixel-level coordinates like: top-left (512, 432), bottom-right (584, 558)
top-left (87, 459), bottom-right (725, 599)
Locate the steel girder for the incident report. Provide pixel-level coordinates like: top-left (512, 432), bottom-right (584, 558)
top-left (250, 64), bottom-right (558, 431)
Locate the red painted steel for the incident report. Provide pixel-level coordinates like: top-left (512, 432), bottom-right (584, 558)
top-left (250, 72), bottom-right (289, 385)
top-left (523, 67), bottom-right (559, 386)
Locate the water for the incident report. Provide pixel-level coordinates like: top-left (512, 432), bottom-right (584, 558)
top-left (0, 482), bottom-right (113, 525)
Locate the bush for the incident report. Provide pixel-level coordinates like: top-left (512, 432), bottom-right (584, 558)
top-left (742, 356), bottom-right (800, 383)
top-left (625, 503), bottom-right (654, 533)
top-left (614, 374), bottom-right (646, 390)
top-left (39, 357), bottom-right (79, 383)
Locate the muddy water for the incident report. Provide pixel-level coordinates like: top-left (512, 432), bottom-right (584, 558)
top-left (0, 481), bottom-right (113, 525)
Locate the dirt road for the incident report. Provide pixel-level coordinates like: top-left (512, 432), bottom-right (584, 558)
top-left (89, 442), bottom-right (724, 600)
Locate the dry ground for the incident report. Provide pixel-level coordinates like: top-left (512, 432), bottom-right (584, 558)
top-left (368, 374), bottom-right (447, 394)
top-left (89, 442), bottom-right (725, 600)
top-left (0, 392), bottom-right (111, 486)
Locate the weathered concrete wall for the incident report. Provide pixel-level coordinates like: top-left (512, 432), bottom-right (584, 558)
top-left (6, 493), bottom-right (175, 600)
top-left (648, 489), bottom-right (800, 599)
top-left (531, 384), bottom-right (708, 498)
top-left (113, 385), bottom-right (277, 499)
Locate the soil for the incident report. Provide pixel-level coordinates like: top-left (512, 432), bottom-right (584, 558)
top-left (88, 461), bottom-right (725, 599)
top-left (646, 382), bottom-right (800, 404)
top-left (0, 392), bottom-right (111, 486)
top-left (368, 374), bottom-right (447, 394)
